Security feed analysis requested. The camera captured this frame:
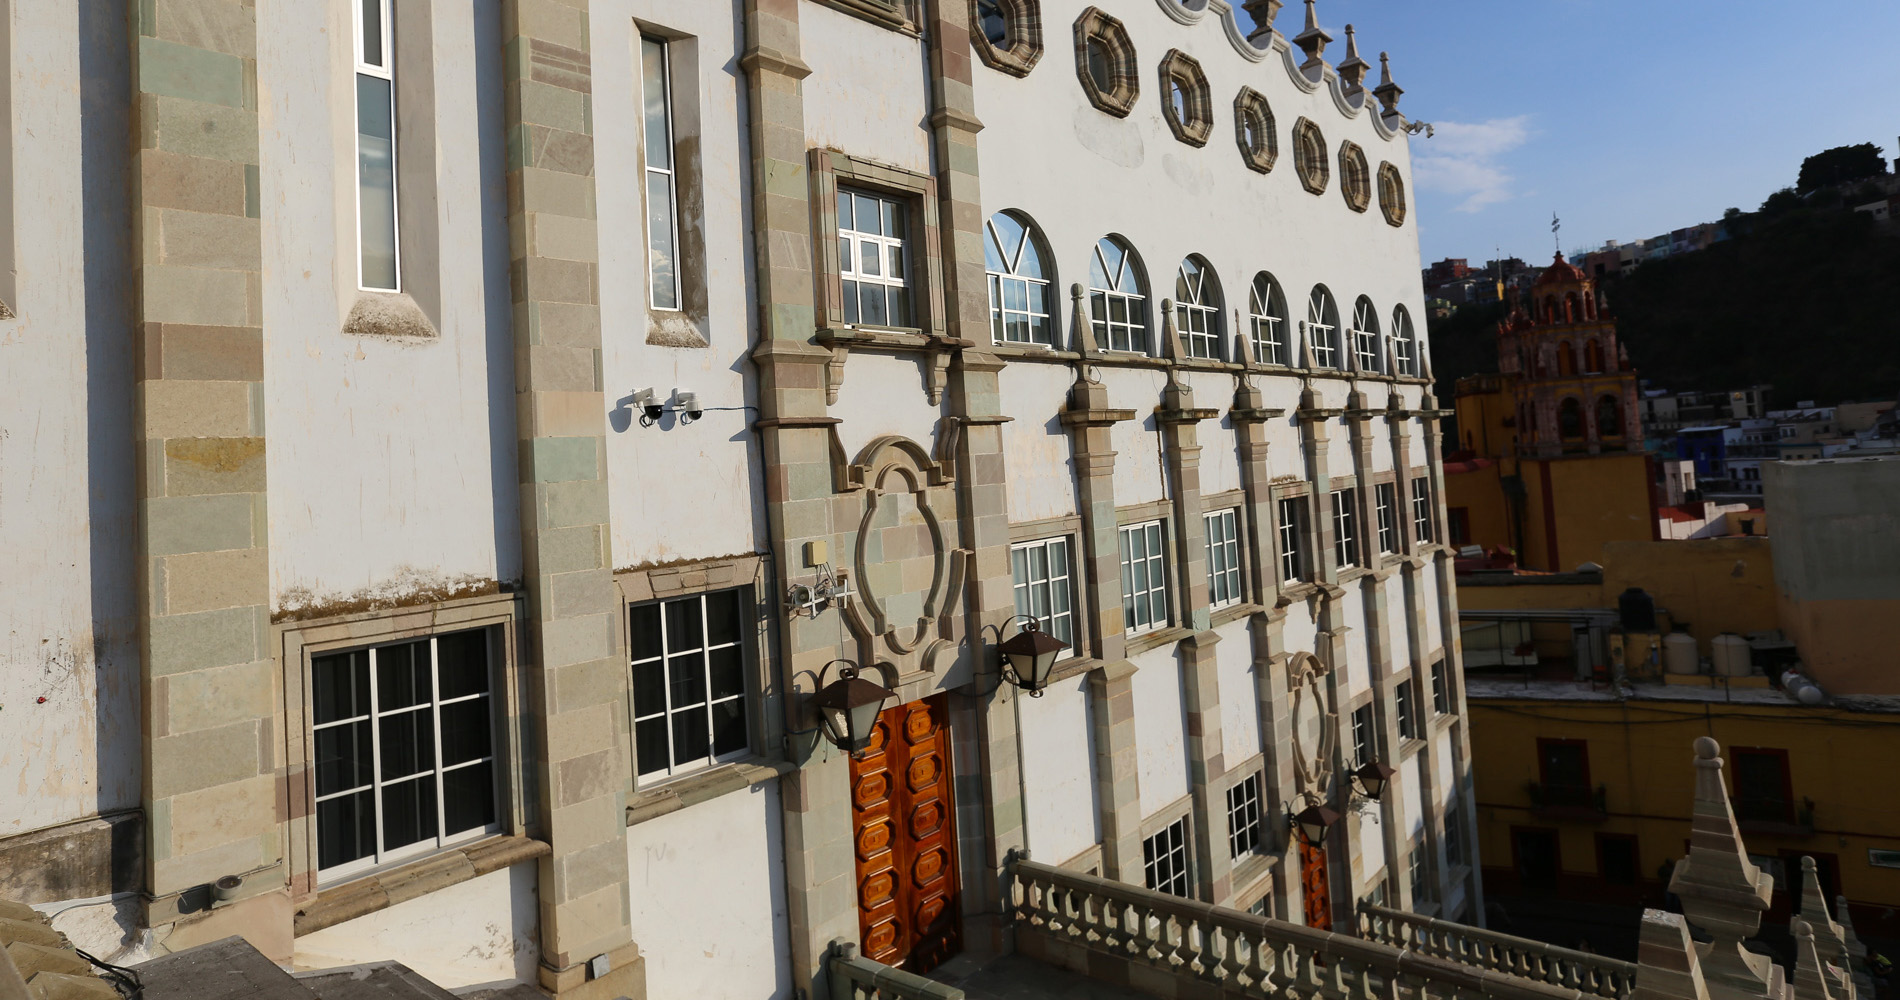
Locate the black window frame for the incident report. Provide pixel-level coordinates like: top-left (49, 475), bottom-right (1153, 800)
top-left (629, 587), bottom-right (756, 782)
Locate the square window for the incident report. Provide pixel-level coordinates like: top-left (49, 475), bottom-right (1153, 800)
top-left (630, 588), bottom-right (754, 780)
top-left (1226, 772), bottom-right (1264, 860)
top-left (1143, 816), bottom-right (1192, 897)
top-left (1011, 536), bottom-right (1077, 649)
top-left (1119, 520), bottom-right (1169, 635)
top-left (1204, 509), bottom-right (1242, 609)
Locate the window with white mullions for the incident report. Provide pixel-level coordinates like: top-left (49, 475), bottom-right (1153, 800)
top-left (986, 212), bottom-right (1054, 346)
top-left (1277, 496), bottom-right (1307, 584)
top-left (311, 628), bottom-right (498, 880)
top-left (1432, 659), bottom-right (1451, 715)
top-left (640, 36), bottom-right (683, 311)
top-left (1351, 296), bottom-right (1383, 373)
top-left (1409, 836), bottom-right (1432, 901)
top-left (1391, 306), bottom-right (1416, 376)
top-left (1204, 509), bottom-right (1242, 608)
top-left (1307, 286), bottom-right (1340, 369)
top-left (1011, 536), bottom-right (1076, 648)
top-left (1331, 488), bottom-right (1360, 568)
top-left (1350, 704), bottom-right (1376, 766)
top-left (1174, 256), bottom-right (1223, 360)
top-left (838, 188), bottom-right (912, 328)
top-left (1118, 520), bottom-right (1169, 635)
top-left (630, 589), bottom-right (752, 780)
top-left (1089, 236), bottom-right (1149, 354)
top-left (1226, 772), bottom-right (1265, 859)
top-left (1249, 272), bottom-right (1289, 365)
top-left (1375, 483), bottom-right (1399, 554)
top-left (1144, 817), bottom-right (1192, 897)
top-left (354, 0), bottom-right (399, 291)
top-left (1396, 678), bottom-right (1418, 740)
top-left (1411, 478), bottom-right (1433, 543)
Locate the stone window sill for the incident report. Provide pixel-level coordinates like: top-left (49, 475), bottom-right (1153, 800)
top-left (1046, 656), bottom-right (1104, 687)
top-left (294, 835), bottom-right (549, 936)
top-left (1231, 851), bottom-right (1279, 896)
top-left (626, 756), bottom-right (795, 827)
top-left (1125, 625), bottom-right (1195, 657)
top-left (1398, 736), bottom-right (1428, 760)
top-left (1209, 602), bottom-right (1267, 628)
top-left (807, 0), bottom-right (919, 35)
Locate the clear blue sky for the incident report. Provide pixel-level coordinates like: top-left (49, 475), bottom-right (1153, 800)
top-left (1279, 0), bottom-right (1900, 265)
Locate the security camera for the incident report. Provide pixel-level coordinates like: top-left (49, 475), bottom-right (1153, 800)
top-left (633, 387), bottom-right (662, 424)
top-left (674, 389), bottom-right (702, 423)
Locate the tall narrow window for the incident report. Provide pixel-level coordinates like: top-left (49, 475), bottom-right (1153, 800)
top-left (1119, 520), bottom-right (1169, 635)
top-left (1375, 483), bottom-right (1398, 554)
top-left (355, 0), bottom-right (399, 291)
top-left (1204, 509), bottom-right (1242, 608)
top-left (1249, 273), bottom-right (1288, 365)
top-left (1411, 479), bottom-right (1434, 543)
top-left (1395, 679), bottom-right (1417, 741)
top-left (1431, 660), bottom-right (1451, 715)
top-left (1307, 286), bottom-right (1339, 369)
top-left (1350, 704), bottom-right (1376, 765)
top-left (838, 188), bottom-right (912, 327)
top-left (1174, 256), bottom-right (1222, 360)
top-left (1351, 296), bottom-right (1383, 373)
top-left (1012, 537), bottom-right (1076, 647)
top-left (1392, 306), bottom-right (1416, 376)
top-left (1226, 773), bottom-right (1265, 859)
top-left (1331, 488), bottom-right (1359, 568)
top-left (1089, 236), bottom-right (1149, 354)
top-left (986, 212), bottom-right (1054, 346)
top-left (1409, 837), bottom-right (1432, 902)
top-left (1144, 817), bottom-right (1192, 897)
top-left (1277, 497), bottom-right (1307, 584)
top-left (312, 629), bottom-right (499, 879)
top-left (630, 589), bottom-right (753, 779)
top-left (640, 37), bottom-right (682, 311)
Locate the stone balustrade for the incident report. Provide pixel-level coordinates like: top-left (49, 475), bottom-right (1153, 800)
top-left (1011, 857), bottom-right (1590, 1000)
top-left (1356, 902), bottom-right (1636, 999)
top-left (828, 942), bottom-right (966, 1000)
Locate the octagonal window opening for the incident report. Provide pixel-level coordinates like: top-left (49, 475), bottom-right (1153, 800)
top-left (1158, 49), bottom-right (1212, 147)
top-left (971, 0), bottom-right (1045, 78)
top-left (1234, 88), bottom-right (1278, 174)
top-left (1293, 117), bottom-right (1329, 195)
top-left (1340, 141), bottom-right (1371, 213)
top-left (1378, 161), bottom-right (1407, 227)
top-left (976, 0), bottom-right (1011, 46)
top-left (1074, 8), bottom-right (1139, 117)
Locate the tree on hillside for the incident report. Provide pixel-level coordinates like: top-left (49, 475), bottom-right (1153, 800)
top-left (1796, 143), bottom-right (1886, 193)
top-left (1759, 187), bottom-right (1801, 218)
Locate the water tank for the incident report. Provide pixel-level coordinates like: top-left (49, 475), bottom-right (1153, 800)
top-left (1664, 632), bottom-right (1699, 675)
top-left (1618, 588), bottom-right (1657, 632)
top-left (1712, 634), bottom-right (1752, 677)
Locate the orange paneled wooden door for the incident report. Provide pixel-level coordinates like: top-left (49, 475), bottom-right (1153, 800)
top-left (1300, 840), bottom-right (1332, 929)
top-left (850, 694), bottom-right (961, 971)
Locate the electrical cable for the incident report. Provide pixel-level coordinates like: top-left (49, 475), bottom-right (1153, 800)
top-left (74, 946), bottom-right (143, 999)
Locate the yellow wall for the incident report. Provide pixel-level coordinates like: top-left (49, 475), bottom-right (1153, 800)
top-left (1529, 453), bottom-right (1654, 573)
top-left (1600, 538), bottom-right (1777, 649)
top-left (1444, 461), bottom-right (1517, 554)
top-left (1454, 378), bottom-right (1518, 457)
top-left (1469, 697), bottom-right (1900, 922)
top-left (1777, 596), bottom-right (1900, 696)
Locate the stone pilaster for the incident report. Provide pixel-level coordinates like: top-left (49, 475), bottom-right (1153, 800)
top-left (1296, 389), bottom-right (1343, 584)
top-left (1060, 380), bottom-right (1135, 662)
top-left (1421, 392), bottom-right (1484, 920)
top-left (1252, 625), bottom-right (1300, 919)
top-left (1087, 659), bottom-right (1143, 883)
top-left (1158, 380), bottom-right (1217, 630)
top-left (1179, 631), bottom-right (1228, 902)
top-left (130, 0), bottom-right (281, 948)
top-left (1230, 385), bottom-right (1286, 599)
top-left (498, 3), bottom-right (639, 995)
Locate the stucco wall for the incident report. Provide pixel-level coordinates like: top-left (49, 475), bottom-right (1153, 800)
top-left (1018, 673), bottom-right (1101, 866)
top-left (292, 864), bottom-right (540, 990)
top-left (1215, 618), bottom-right (1262, 765)
top-left (1132, 647), bottom-right (1190, 817)
top-left (1764, 457), bottom-right (1900, 694)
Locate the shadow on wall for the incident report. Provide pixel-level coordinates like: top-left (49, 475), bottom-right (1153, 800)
top-left (473, 0), bottom-right (523, 587)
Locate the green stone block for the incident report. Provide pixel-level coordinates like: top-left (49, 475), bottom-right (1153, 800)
top-left (139, 36), bottom-right (246, 109)
top-left (528, 436), bottom-right (599, 484)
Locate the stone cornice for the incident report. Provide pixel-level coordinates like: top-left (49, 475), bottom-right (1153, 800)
top-left (1060, 407), bottom-right (1138, 428)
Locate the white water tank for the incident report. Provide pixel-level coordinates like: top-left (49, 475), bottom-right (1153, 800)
top-left (1712, 633), bottom-right (1752, 677)
top-left (1664, 632), bottom-right (1699, 675)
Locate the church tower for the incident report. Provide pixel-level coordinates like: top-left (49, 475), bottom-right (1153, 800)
top-left (1497, 252), bottom-right (1641, 459)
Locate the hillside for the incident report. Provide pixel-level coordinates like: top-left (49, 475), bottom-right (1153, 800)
top-left (1431, 205), bottom-right (1900, 408)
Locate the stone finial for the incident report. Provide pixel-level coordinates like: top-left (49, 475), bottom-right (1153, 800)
top-left (1159, 298), bottom-right (1186, 364)
top-left (1292, 0), bottom-right (1332, 70)
top-left (1242, 0), bottom-right (1285, 44)
top-left (1798, 857), bottom-right (1852, 973)
top-left (1667, 738), bottom-right (1782, 1000)
top-left (1837, 895), bottom-right (1876, 998)
top-left (1793, 920), bottom-right (1846, 1000)
top-left (1631, 909), bottom-right (1713, 1000)
top-left (1338, 26), bottom-right (1371, 93)
top-left (1373, 52), bottom-right (1405, 116)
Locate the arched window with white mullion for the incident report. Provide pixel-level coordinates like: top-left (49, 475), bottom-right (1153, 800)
top-left (985, 211), bottom-right (1054, 347)
top-left (1174, 255), bottom-right (1223, 360)
top-left (1391, 305), bottom-right (1416, 376)
top-left (1350, 295), bottom-right (1382, 374)
top-left (1089, 236), bottom-right (1150, 354)
top-left (1306, 285), bottom-right (1340, 369)
top-left (1249, 272), bottom-right (1289, 366)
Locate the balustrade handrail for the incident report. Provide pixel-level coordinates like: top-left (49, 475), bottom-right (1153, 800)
top-left (1357, 902), bottom-right (1634, 999)
top-left (1012, 857), bottom-right (1590, 1000)
top-left (828, 942), bottom-right (965, 1000)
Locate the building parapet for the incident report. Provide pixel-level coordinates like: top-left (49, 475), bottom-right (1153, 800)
top-left (1357, 901), bottom-right (1636, 999)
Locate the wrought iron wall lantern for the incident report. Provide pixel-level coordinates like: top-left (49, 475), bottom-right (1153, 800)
top-left (810, 660), bottom-right (895, 756)
top-left (1350, 760), bottom-right (1397, 801)
top-left (1288, 802), bottom-right (1340, 847)
top-left (995, 615), bottom-right (1070, 697)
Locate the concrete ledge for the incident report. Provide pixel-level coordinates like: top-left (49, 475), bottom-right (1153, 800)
top-left (626, 757), bottom-right (794, 828)
top-left (0, 813), bottom-right (141, 905)
top-left (292, 835), bottom-right (550, 937)
top-left (341, 291), bottom-right (438, 340)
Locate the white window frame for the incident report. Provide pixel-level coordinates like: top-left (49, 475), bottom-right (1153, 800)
top-left (1431, 659), bottom-right (1451, 716)
top-left (1307, 288), bottom-right (1338, 369)
top-left (1396, 678), bottom-right (1417, 741)
top-left (1409, 837), bottom-right (1432, 902)
top-left (838, 187), bottom-right (913, 328)
top-left (1011, 536), bottom-right (1077, 649)
top-left (1375, 482), bottom-right (1399, 554)
top-left (1392, 306), bottom-right (1415, 376)
top-left (1144, 815), bottom-right (1193, 897)
top-left (1350, 703), bottom-right (1376, 766)
top-left (1175, 257), bottom-right (1221, 360)
top-left (1204, 508), bottom-right (1242, 609)
top-left (987, 213), bottom-right (1054, 346)
top-left (1118, 520), bottom-right (1169, 635)
top-left (639, 35), bottom-right (683, 312)
top-left (1352, 297), bottom-right (1382, 373)
top-left (1411, 478), bottom-right (1434, 543)
top-left (1331, 488), bottom-right (1360, 568)
top-left (353, 0), bottom-right (400, 292)
top-left (1226, 772), bottom-right (1265, 860)
top-left (1277, 496), bottom-right (1307, 584)
top-left (1089, 237), bottom-right (1149, 354)
top-left (1249, 273), bottom-right (1288, 365)
top-left (312, 630), bottom-right (500, 882)
top-left (630, 588), bottom-right (754, 782)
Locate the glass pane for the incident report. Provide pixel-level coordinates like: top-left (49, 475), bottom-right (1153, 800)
top-left (887, 243), bottom-right (905, 284)
top-left (1029, 314), bottom-right (1050, 346)
top-left (629, 604), bottom-right (662, 663)
top-left (985, 222), bottom-right (1007, 272)
top-left (1027, 280), bottom-right (1047, 317)
top-left (439, 697), bottom-right (492, 767)
top-left (381, 775), bottom-right (438, 851)
top-left (436, 629), bottom-right (490, 700)
top-left (356, 75), bottom-right (398, 291)
top-left (632, 655), bottom-right (665, 718)
top-left (1006, 315), bottom-right (1028, 344)
top-left (886, 199), bottom-right (905, 239)
top-left (1086, 37), bottom-right (1112, 92)
top-left (1018, 230), bottom-right (1044, 278)
top-left (443, 761), bottom-right (495, 836)
top-left (1089, 247), bottom-right (1112, 289)
top-left (836, 189), bottom-right (854, 231)
top-left (889, 286), bottom-right (911, 328)
top-left (640, 38), bottom-right (672, 170)
top-left (360, 0), bottom-right (383, 67)
top-left (316, 789), bottom-right (375, 871)
top-left (710, 700), bottom-right (748, 757)
top-left (705, 591), bottom-right (744, 646)
top-left (315, 720), bottom-right (374, 796)
top-left (1004, 279), bottom-right (1027, 313)
top-left (668, 652), bottom-right (707, 709)
top-left (842, 279), bottom-right (860, 323)
top-left (313, 650), bottom-right (370, 725)
top-left (379, 707), bottom-right (435, 781)
top-left (977, 0), bottom-right (1009, 46)
top-left (855, 193), bottom-right (882, 235)
top-left (665, 598), bottom-right (702, 654)
top-left (861, 283), bottom-right (888, 325)
top-left (647, 173), bottom-right (679, 310)
top-left (377, 641), bottom-right (429, 710)
top-left (708, 646), bottom-right (745, 701)
top-left (671, 707), bottom-right (710, 766)
top-left (635, 718), bottom-right (671, 776)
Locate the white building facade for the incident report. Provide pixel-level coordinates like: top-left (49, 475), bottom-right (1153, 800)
top-left (0, 0), bottom-right (1477, 996)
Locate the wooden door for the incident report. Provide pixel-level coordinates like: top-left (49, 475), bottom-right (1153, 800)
top-left (1300, 840), bottom-right (1332, 929)
top-left (851, 695), bottom-right (961, 971)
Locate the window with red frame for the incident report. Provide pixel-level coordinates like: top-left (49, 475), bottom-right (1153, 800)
top-left (1731, 747), bottom-right (1793, 824)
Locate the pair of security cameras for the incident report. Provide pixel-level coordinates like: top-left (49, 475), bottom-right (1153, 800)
top-left (631, 387), bottom-right (701, 426)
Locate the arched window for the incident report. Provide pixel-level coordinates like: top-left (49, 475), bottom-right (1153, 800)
top-left (1391, 306), bottom-right (1415, 376)
top-left (1349, 296), bottom-right (1382, 373)
top-left (1249, 272), bottom-right (1289, 365)
top-left (1564, 293), bottom-right (1579, 323)
top-left (1584, 339), bottom-right (1604, 374)
top-left (985, 211), bottom-right (1054, 346)
top-left (1597, 395), bottom-right (1623, 437)
top-left (1174, 256), bottom-right (1223, 359)
top-left (1559, 398), bottom-right (1584, 439)
top-left (1557, 340), bottom-right (1575, 376)
top-left (1543, 297), bottom-right (1558, 324)
top-left (1089, 235), bottom-right (1149, 354)
top-left (1306, 285), bottom-right (1341, 369)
